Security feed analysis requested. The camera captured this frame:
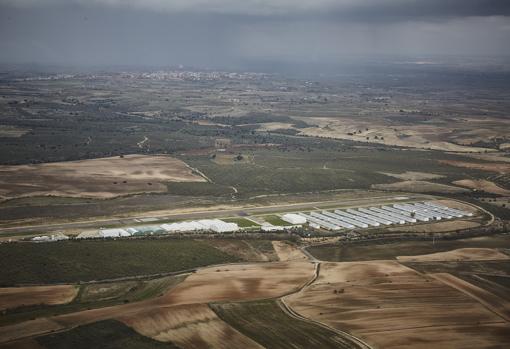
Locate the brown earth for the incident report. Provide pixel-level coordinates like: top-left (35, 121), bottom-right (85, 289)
top-left (0, 339), bottom-right (45, 349)
top-left (0, 154), bottom-right (205, 201)
top-left (397, 248), bottom-right (510, 262)
top-left (285, 261), bottom-right (510, 349)
top-left (120, 303), bottom-right (263, 349)
top-left (453, 179), bottom-right (510, 196)
top-left (0, 261), bottom-right (314, 344)
top-left (388, 220), bottom-right (480, 233)
top-left (439, 160), bottom-right (510, 174)
top-left (272, 241), bottom-right (308, 261)
top-left (0, 285), bottom-right (78, 311)
top-left (431, 273), bottom-right (510, 322)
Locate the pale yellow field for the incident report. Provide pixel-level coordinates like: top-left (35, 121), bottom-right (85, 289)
top-left (453, 179), bottom-right (510, 196)
top-left (285, 261), bottom-right (510, 349)
top-left (0, 154), bottom-right (205, 200)
top-left (0, 285), bottom-right (78, 311)
top-left (120, 303), bottom-right (263, 349)
top-left (397, 248), bottom-right (510, 262)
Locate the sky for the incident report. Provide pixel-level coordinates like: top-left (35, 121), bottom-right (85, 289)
top-left (0, 0), bottom-right (510, 71)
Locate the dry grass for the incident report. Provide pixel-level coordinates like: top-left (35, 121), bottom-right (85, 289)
top-left (388, 220), bottom-right (480, 233)
top-left (0, 125), bottom-right (29, 138)
top-left (285, 261), bottom-right (510, 349)
top-left (120, 304), bottom-right (263, 349)
top-left (397, 248), bottom-right (510, 262)
top-left (453, 179), bottom-right (510, 196)
top-left (379, 171), bottom-right (445, 181)
top-left (297, 117), bottom-right (495, 153)
top-left (0, 154), bottom-right (205, 200)
top-left (0, 285), bottom-right (78, 311)
top-left (272, 241), bottom-right (308, 261)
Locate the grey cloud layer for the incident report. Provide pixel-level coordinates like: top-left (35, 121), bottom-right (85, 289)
top-left (1, 0), bottom-right (509, 68)
top-left (3, 0), bottom-right (510, 18)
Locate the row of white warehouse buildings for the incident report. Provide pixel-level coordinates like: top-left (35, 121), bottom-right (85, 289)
top-left (291, 201), bottom-right (472, 231)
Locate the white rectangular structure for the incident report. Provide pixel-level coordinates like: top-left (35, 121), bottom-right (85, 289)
top-left (395, 203), bottom-right (443, 220)
top-left (363, 208), bottom-right (405, 224)
top-left (424, 202), bottom-right (472, 217)
top-left (99, 228), bottom-right (131, 238)
top-left (282, 213), bottom-right (307, 225)
top-left (347, 209), bottom-right (392, 225)
top-left (323, 211), bottom-right (368, 228)
top-left (310, 212), bottom-right (354, 229)
top-left (299, 213), bottom-right (342, 230)
top-left (332, 210), bottom-right (379, 227)
top-left (378, 206), bottom-right (417, 223)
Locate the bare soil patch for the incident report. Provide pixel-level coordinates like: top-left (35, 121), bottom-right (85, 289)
top-left (431, 273), bottom-right (510, 321)
top-left (120, 303), bottom-right (263, 349)
top-left (285, 261), bottom-right (510, 349)
top-left (0, 154), bottom-right (205, 200)
top-left (0, 285), bottom-right (78, 311)
top-left (0, 126), bottom-right (29, 138)
top-left (397, 248), bottom-right (510, 262)
top-left (453, 179), bottom-right (510, 196)
top-left (379, 171), bottom-right (444, 181)
top-left (272, 241), bottom-right (308, 261)
top-left (298, 117), bottom-right (494, 153)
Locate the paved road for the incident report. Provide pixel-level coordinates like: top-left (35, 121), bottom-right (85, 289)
top-left (0, 194), bottom-right (426, 236)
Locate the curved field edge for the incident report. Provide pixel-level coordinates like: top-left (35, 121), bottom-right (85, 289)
top-left (209, 299), bottom-right (361, 349)
top-left (305, 234), bottom-right (510, 262)
top-left (0, 320), bottom-right (181, 349)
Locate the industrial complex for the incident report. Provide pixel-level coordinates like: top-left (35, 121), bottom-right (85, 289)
top-left (66, 201), bottom-right (473, 240)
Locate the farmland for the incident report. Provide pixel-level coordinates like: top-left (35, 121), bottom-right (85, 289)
top-left (0, 62), bottom-right (510, 348)
top-left (210, 300), bottom-right (354, 349)
top-left (307, 234), bottom-right (510, 262)
top-left (0, 239), bottom-right (241, 285)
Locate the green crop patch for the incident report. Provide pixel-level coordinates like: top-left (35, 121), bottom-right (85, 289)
top-left (210, 300), bottom-right (357, 349)
top-left (36, 320), bottom-right (179, 349)
top-left (0, 239), bottom-right (240, 285)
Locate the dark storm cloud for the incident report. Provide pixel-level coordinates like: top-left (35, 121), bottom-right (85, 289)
top-left (0, 0), bottom-right (509, 69)
top-left (3, 0), bottom-right (510, 19)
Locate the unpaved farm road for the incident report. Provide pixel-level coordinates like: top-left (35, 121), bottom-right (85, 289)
top-left (0, 194), bottom-right (426, 236)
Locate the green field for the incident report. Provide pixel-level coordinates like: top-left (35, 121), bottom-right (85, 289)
top-left (36, 320), bottom-right (179, 349)
top-left (262, 215), bottom-right (291, 226)
top-left (210, 300), bottom-right (356, 349)
top-left (307, 234), bottom-right (510, 262)
top-left (0, 239), bottom-right (240, 285)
